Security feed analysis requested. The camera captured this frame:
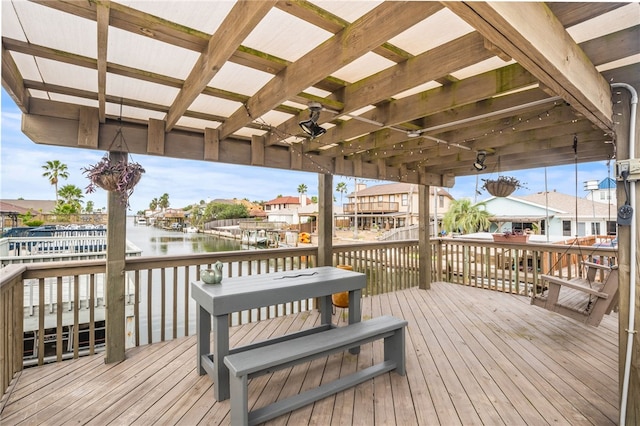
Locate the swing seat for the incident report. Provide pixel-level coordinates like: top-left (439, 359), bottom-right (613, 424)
top-left (531, 261), bottom-right (618, 326)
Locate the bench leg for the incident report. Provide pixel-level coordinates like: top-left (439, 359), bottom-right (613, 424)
top-left (384, 328), bottom-right (406, 376)
top-left (229, 374), bottom-right (249, 426)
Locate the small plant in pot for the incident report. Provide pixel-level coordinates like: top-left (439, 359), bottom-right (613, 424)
top-left (83, 154), bottom-right (144, 207)
top-left (482, 175), bottom-right (526, 197)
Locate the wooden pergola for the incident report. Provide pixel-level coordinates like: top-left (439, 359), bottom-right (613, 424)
top-left (2, 1), bottom-right (638, 422)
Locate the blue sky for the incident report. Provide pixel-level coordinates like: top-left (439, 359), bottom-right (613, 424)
top-left (1, 89), bottom-right (611, 213)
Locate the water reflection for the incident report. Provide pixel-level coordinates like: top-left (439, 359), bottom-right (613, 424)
top-left (127, 217), bottom-right (243, 256)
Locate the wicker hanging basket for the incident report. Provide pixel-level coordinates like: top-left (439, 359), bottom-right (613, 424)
top-left (483, 180), bottom-right (516, 197)
top-left (482, 176), bottom-right (524, 197)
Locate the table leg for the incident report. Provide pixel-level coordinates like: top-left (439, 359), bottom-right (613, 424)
top-left (196, 304), bottom-right (210, 375)
top-left (319, 295), bottom-right (332, 325)
top-left (212, 313), bottom-right (230, 401)
top-left (348, 289), bottom-right (362, 354)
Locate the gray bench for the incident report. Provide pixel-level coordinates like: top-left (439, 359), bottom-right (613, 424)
top-left (223, 315), bottom-right (407, 425)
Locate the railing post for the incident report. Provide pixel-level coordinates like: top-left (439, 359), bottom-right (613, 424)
top-left (0, 267), bottom-right (25, 396)
top-left (418, 185), bottom-right (431, 289)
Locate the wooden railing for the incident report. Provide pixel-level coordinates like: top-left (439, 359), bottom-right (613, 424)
top-left (0, 237), bottom-right (617, 397)
top-left (343, 202), bottom-right (399, 213)
top-left (433, 237), bottom-right (618, 296)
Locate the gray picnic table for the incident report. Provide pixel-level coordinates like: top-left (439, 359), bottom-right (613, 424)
top-left (190, 266), bottom-right (366, 401)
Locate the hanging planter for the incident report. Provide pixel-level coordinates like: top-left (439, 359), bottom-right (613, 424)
top-left (83, 154), bottom-right (144, 194)
top-left (482, 176), bottom-right (526, 197)
top-left (82, 124), bottom-right (144, 207)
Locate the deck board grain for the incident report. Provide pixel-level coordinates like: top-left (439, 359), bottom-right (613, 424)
top-left (0, 284), bottom-right (618, 425)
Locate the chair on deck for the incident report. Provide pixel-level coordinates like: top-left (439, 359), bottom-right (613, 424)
top-left (530, 261), bottom-right (619, 326)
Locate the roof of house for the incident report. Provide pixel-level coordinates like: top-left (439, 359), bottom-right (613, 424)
top-left (265, 196), bottom-right (307, 206)
top-left (506, 191), bottom-right (617, 218)
top-left (0, 199), bottom-right (57, 214)
top-left (598, 177), bottom-right (616, 190)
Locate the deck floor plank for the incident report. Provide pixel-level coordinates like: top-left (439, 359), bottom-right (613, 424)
top-left (0, 284), bottom-right (619, 426)
top-left (443, 283), bottom-right (617, 425)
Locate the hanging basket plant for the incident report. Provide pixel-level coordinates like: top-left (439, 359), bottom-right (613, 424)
top-left (482, 176), bottom-right (526, 197)
top-left (83, 155), bottom-right (144, 199)
top-left (82, 123), bottom-right (144, 207)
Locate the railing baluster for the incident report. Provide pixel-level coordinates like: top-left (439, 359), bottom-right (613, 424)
top-left (147, 269), bottom-right (152, 344)
top-left (89, 274), bottom-right (95, 355)
top-left (184, 266), bottom-right (189, 337)
top-left (56, 276), bottom-right (63, 362)
top-left (161, 268), bottom-right (166, 342)
top-left (134, 271), bottom-right (140, 346)
top-left (38, 278), bottom-right (45, 366)
top-left (73, 275), bottom-right (79, 359)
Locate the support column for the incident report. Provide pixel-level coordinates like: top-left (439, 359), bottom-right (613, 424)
top-left (614, 82), bottom-right (639, 425)
top-left (317, 173), bottom-right (333, 267)
top-left (418, 185), bottom-right (431, 290)
top-left (105, 151), bottom-right (127, 363)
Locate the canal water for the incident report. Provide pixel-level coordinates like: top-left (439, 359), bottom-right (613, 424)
top-left (125, 217), bottom-right (261, 345)
top-left (126, 216), bottom-right (243, 255)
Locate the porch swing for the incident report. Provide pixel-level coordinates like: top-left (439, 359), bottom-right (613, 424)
top-left (530, 137), bottom-right (619, 326)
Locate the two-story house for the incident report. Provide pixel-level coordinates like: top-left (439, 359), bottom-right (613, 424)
top-left (341, 182), bottom-right (453, 233)
top-left (264, 195), bottom-right (311, 225)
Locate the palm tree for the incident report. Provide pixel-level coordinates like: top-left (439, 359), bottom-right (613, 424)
top-left (150, 198), bottom-right (159, 211)
top-left (297, 184), bottom-right (307, 204)
top-left (336, 182), bottom-right (347, 207)
top-left (57, 184), bottom-right (84, 213)
top-left (442, 198), bottom-right (491, 234)
top-left (159, 193), bottom-right (170, 210)
top-left (42, 160), bottom-right (69, 203)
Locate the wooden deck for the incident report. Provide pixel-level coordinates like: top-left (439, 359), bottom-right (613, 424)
top-left (1, 282), bottom-right (618, 425)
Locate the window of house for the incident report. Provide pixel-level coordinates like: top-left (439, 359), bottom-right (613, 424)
top-left (591, 222), bottom-right (600, 235)
top-left (562, 220), bottom-right (571, 236)
top-left (606, 221), bottom-right (617, 235)
top-left (389, 195), bottom-right (395, 203)
top-left (402, 194), bottom-right (408, 206)
top-left (438, 195), bottom-right (444, 208)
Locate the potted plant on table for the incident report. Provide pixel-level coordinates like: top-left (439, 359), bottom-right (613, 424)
top-left (492, 230), bottom-right (530, 243)
top-left (482, 175), bottom-right (526, 197)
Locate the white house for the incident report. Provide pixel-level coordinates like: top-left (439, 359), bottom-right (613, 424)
top-left (264, 195), bottom-right (312, 225)
top-left (482, 190), bottom-right (617, 237)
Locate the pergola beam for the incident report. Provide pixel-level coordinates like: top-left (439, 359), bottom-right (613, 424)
top-left (445, 2), bottom-right (613, 133)
top-left (218, 2), bottom-right (442, 139)
top-left (165, 0), bottom-right (276, 131)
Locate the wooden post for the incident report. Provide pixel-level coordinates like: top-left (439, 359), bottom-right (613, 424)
top-left (418, 185), bottom-right (431, 290)
top-left (614, 82), bottom-right (639, 425)
top-left (104, 151), bottom-right (127, 363)
top-left (317, 173), bottom-right (333, 267)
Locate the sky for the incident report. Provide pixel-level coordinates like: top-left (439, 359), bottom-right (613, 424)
top-left (0, 88), bottom-right (612, 214)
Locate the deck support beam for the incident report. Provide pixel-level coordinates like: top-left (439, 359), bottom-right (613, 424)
top-left (317, 173), bottom-right (333, 267)
top-left (614, 82), bottom-right (640, 425)
top-left (104, 151), bottom-right (127, 364)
